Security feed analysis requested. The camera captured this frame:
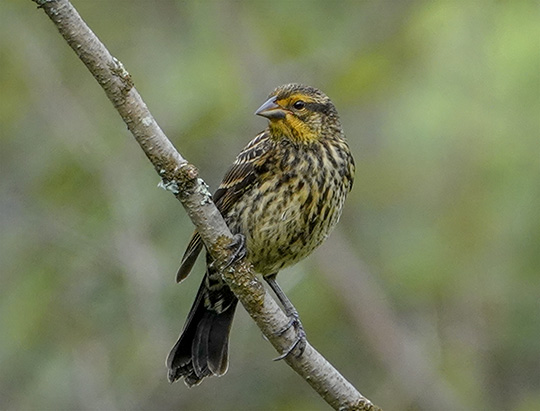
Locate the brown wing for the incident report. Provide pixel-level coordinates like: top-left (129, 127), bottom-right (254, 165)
top-left (176, 131), bottom-right (272, 282)
top-left (176, 232), bottom-right (203, 282)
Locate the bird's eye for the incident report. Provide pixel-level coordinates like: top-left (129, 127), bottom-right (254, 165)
top-left (293, 100), bottom-right (305, 110)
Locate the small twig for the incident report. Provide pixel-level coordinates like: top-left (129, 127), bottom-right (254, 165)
top-left (31, 1), bottom-right (380, 409)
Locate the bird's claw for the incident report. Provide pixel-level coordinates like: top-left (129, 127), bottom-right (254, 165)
top-left (224, 234), bottom-right (247, 268)
top-left (273, 312), bottom-right (307, 361)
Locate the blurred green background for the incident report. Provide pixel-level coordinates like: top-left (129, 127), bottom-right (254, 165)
top-left (1, 1), bottom-right (539, 410)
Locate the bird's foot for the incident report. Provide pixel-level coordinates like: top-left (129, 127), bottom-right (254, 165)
top-left (224, 234), bottom-right (247, 268)
top-left (273, 311), bottom-right (307, 361)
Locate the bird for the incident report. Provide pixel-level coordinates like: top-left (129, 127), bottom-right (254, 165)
top-left (166, 83), bottom-right (355, 387)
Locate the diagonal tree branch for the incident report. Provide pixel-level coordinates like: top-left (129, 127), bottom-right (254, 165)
top-left (31, 1), bottom-right (381, 409)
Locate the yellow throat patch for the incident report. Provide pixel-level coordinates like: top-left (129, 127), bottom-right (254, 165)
top-left (269, 94), bottom-right (320, 143)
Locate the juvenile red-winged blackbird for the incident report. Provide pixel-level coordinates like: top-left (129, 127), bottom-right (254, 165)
top-left (166, 84), bottom-right (355, 387)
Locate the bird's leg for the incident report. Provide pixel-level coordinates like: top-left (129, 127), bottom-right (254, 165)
top-left (223, 233), bottom-right (247, 268)
top-left (264, 274), bottom-right (307, 360)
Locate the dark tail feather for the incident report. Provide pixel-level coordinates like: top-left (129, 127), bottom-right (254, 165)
top-left (166, 277), bottom-right (238, 387)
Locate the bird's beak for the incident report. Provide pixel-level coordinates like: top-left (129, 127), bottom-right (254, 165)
top-left (255, 96), bottom-right (286, 119)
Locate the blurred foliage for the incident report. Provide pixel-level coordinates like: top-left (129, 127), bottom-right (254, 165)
top-left (1, 0), bottom-right (539, 410)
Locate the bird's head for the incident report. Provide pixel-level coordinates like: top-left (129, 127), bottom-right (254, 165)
top-left (255, 84), bottom-right (341, 143)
